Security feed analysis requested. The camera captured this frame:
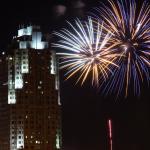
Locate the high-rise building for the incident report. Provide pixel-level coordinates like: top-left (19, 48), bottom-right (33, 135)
top-left (0, 25), bottom-right (61, 150)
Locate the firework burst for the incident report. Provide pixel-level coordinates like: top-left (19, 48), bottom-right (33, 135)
top-left (95, 0), bottom-right (150, 97)
top-left (53, 18), bottom-right (118, 86)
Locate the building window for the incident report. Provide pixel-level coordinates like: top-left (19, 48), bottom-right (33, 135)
top-left (39, 81), bottom-right (43, 84)
top-left (38, 86), bottom-right (42, 89)
top-left (19, 131), bottom-right (22, 134)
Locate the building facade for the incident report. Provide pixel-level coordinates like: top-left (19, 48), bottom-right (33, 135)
top-left (0, 26), bottom-right (61, 150)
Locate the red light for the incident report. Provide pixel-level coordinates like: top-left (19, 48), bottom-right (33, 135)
top-left (108, 119), bottom-right (113, 150)
top-left (108, 119), bottom-right (112, 139)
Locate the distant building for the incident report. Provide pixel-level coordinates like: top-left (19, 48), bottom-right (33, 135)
top-left (0, 25), bottom-right (61, 150)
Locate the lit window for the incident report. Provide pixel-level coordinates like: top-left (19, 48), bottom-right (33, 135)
top-left (38, 86), bottom-right (42, 89)
top-left (35, 140), bottom-right (40, 144)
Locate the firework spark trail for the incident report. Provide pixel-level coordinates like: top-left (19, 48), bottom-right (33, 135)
top-left (108, 119), bottom-right (113, 150)
top-left (53, 18), bottom-right (119, 86)
top-left (95, 0), bottom-right (150, 97)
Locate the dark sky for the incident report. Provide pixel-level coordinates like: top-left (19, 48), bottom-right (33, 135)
top-left (0, 0), bottom-right (98, 50)
top-left (0, 0), bottom-right (150, 150)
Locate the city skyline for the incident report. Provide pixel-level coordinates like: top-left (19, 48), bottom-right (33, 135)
top-left (0, 25), bottom-right (61, 150)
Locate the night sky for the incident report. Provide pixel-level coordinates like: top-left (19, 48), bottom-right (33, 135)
top-left (0, 0), bottom-right (150, 150)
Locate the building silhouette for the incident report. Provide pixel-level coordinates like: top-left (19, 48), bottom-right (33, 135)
top-left (0, 25), bottom-right (61, 150)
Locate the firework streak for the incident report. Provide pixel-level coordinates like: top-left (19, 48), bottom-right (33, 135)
top-left (53, 18), bottom-right (119, 86)
top-left (95, 0), bottom-right (150, 97)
